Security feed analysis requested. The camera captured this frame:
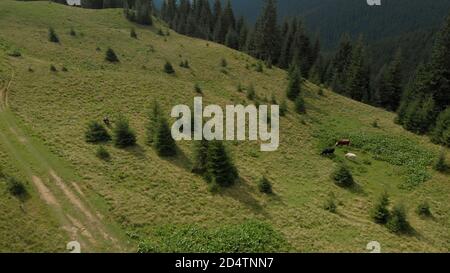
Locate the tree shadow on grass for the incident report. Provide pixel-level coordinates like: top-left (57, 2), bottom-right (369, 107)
top-left (160, 147), bottom-right (193, 172)
top-left (219, 177), bottom-right (269, 217)
top-left (125, 144), bottom-right (147, 160)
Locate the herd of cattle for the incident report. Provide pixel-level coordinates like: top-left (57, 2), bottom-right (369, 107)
top-left (321, 139), bottom-right (357, 160)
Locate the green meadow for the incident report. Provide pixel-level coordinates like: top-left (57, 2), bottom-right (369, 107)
top-left (0, 1), bottom-right (449, 252)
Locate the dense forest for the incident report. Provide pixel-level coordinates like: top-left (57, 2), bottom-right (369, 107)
top-left (71, 0), bottom-right (450, 147)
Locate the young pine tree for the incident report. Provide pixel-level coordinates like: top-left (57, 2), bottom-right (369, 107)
top-left (146, 100), bottom-right (161, 144)
top-left (48, 27), bottom-right (60, 43)
top-left (387, 204), bottom-right (410, 234)
top-left (85, 121), bottom-right (111, 143)
top-left (286, 66), bottom-right (301, 100)
top-left (371, 192), bottom-right (390, 224)
top-left (154, 117), bottom-right (177, 157)
top-left (113, 116), bottom-right (136, 148)
top-left (206, 140), bottom-right (238, 188)
top-left (164, 61), bottom-right (175, 74)
top-left (434, 150), bottom-right (448, 172)
top-left (105, 48), bottom-right (119, 63)
top-left (431, 108), bottom-right (450, 146)
top-left (295, 95), bottom-right (306, 114)
top-left (332, 165), bottom-right (354, 188)
top-left (192, 139), bottom-right (209, 174)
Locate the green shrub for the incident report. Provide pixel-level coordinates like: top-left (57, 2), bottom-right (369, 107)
top-left (318, 88), bottom-right (324, 96)
top-left (434, 151), bottom-right (448, 172)
top-left (332, 165), bottom-right (354, 188)
top-left (255, 62), bottom-right (264, 73)
top-left (96, 146), bottom-right (111, 161)
top-left (179, 60), bottom-right (189, 68)
top-left (416, 202), bottom-right (432, 217)
top-left (164, 61), bottom-right (175, 74)
top-left (387, 204), bottom-right (410, 234)
top-left (105, 48), bottom-right (119, 63)
top-left (69, 27), bottom-right (76, 37)
top-left (113, 116), bottom-right (136, 148)
top-left (295, 95), bottom-right (306, 114)
top-left (370, 192), bottom-right (390, 224)
top-left (194, 83), bottom-right (202, 94)
top-left (6, 177), bottom-right (27, 198)
top-left (221, 58), bottom-right (227, 67)
top-left (85, 121), bottom-right (111, 143)
top-left (157, 29), bottom-right (164, 36)
top-left (236, 83), bottom-right (243, 92)
top-left (130, 28), bottom-right (137, 39)
top-left (7, 49), bottom-right (21, 57)
top-left (50, 64), bottom-right (57, 72)
top-left (61, 66), bottom-right (68, 72)
top-left (48, 27), bottom-right (59, 43)
top-left (323, 192), bottom-right (337, 213)
top-left (246, 84), bottom-right (256, 100)
top-left (258, 176), bottom-right (273, 194)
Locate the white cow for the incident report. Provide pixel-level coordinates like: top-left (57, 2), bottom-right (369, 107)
top-left (345, 153), bottom-right (357, 160)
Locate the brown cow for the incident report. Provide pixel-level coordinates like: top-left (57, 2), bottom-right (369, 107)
top-left (336, 139), bottom-right (351, 147)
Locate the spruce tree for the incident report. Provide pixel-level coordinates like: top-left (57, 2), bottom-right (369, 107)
top-left (295, 95), bottom-right (306, 114)
top-left (431, 107), bottom-right (450, 146)
top-left (376, 50), bottom-right (403, 111)
top-left (253, 0), bottom-right (280, 64)
top-left (48, 27), bottom-right (60, 43)
top-left (113, 116), bottom-right (136, 148)
top-left (105, 48), bottom-right (119, 63)
top-left (371, 192), bottom-right (390, 224)
top-left (387, 204), bottom-right (410, 234)
top-left (343, 37), bottom-right (370, 102)
top-left (164, 61), bottom-right (175, 74)
top-left (206, 141), bottom-right (238, 187)
top-left (286, 65), bottom-right (301, 100)
top-left (146, 100), bottom-right (161, 144)
top-left (154, 117), bottom-right (177, 157)
top-left (192, 139), bottom-right (209, 174)
top-left (85, 121), bottom-right (111, 143)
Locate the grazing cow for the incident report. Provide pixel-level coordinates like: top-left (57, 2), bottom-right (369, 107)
top-left (336, 139), bottom-right (351, 147)
top-left (321, 148), bottom-right (335, 156)
top-left (103, 116), bottom-right (111, 126)
top-left (345, 153), bottom-right (357, 160)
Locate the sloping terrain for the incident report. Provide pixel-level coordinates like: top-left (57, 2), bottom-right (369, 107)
top-left (0, 1), bottom-right (449, 252)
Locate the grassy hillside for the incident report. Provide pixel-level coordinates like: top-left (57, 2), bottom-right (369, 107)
top-left (0, 1), bottom-right (449, 252)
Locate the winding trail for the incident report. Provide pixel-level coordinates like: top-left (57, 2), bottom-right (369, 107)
top-left (0, 67), bottom-right (128, 252)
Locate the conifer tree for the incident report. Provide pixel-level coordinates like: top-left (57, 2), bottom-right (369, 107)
top-left (85, 121), bottom-right (111, 143)
top-left (146, 100), bottom-right (161, 144)
top-left (371, 192), bottom-right (390, 224)
top-left (286, 65), bottom-right (301, 100)
top-left (48, 27), bottom-right (60, 43)
top-left (253, 0), bottom-right (280, 64)
top-left (192, 139), bottom-right (209, 174)
top-left (431, 107), bottom-right (450, 146)
top-left (376, 50), bottom-right (403, 111)
top-left (113, 116), bottom-right (136, 148)
top-left (206, 141), bottom-right (238, 188)
top-left (154, 117), bottom-right (177, 157)
top-left (105, 48), bottom-right (119, 63)
top-left (295, 95), bottom-right (306, 114)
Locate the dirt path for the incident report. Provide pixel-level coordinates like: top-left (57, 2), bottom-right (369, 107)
top-left (0, 69), bottom-right (127, 252)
